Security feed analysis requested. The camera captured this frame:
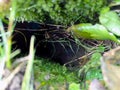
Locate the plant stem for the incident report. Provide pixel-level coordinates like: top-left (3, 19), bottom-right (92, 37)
top-left (22, 36), bottom-right (35, 90)
top-left (6, 0), bottom-right (16, 69)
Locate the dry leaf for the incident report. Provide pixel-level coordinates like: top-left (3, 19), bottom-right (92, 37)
top-left (101, 46), bottom-right (120, 90)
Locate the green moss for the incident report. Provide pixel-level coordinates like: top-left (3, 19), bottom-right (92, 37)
top-left (34, 58), bottom-right (78, 87)
top-left (15, 0), bottom-right (108, 25)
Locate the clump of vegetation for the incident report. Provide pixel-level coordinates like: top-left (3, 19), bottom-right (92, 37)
top-left (14, 0), bottom-right (108, 25)
top-left (34, 58), bottom-right (79, 89)
top-left (0, 0), bottom-right (120, 90)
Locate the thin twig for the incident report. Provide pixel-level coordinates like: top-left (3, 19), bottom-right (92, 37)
top-left (64, 51), bottom-right (94, 66)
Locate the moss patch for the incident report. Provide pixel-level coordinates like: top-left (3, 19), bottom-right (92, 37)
top-left (34, 58), bottom-right (78, 87)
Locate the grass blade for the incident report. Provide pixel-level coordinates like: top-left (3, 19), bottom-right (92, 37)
top-left (22, 36), bottom-right (35, 90)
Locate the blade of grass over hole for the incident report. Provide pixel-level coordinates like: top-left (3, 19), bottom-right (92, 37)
top-left (10, 49), bottom-right (21, 59)
top-left (6, 0), bottom-right (17, 69)
top-left (22, 36), bottom-right (35, 90)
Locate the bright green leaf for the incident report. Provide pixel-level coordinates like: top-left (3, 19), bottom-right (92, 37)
top-left (68, 23), bottom-right (120, 44)
top-left (99, 11), bottom-right (120, 36)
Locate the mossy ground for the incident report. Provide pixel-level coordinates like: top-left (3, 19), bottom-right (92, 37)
top-left (34, 58), bottom-right (79, 87)
top-left (33, 53), bottom-right (103, 89)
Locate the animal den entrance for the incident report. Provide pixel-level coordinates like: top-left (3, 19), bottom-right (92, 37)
top-left (10, 22), bottom-right (86, 67)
